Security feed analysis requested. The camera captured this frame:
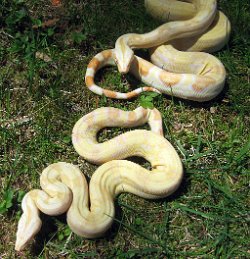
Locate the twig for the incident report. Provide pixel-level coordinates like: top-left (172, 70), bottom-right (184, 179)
top-left (0, 29), bottom-right (14, 39)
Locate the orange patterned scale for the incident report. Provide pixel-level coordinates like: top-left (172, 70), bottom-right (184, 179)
top-left (51, 0), bottom-right (62, 7)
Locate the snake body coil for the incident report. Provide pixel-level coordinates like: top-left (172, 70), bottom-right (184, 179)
top-left (85, 0), bottom-right (230, 101)
top-left (15, 107), bottom-right (183, 251)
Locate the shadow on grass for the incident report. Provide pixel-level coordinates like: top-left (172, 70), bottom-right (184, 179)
top-left (30, 213), bottom-right (65, 256)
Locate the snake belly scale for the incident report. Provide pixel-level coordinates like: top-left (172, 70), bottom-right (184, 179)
top-left (15, 107), bottom-right (183, 251)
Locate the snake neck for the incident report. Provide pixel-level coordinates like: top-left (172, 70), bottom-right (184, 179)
top-left (119, 0), bottom-right (217, 48)
top-left (115, 0), bottom-right (217, 73)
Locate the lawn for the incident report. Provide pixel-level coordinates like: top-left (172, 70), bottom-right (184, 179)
top-left (0, 0), bottom-right (249, 258)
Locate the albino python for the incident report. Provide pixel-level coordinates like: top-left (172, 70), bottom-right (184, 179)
top-left (85, 0), bottom-right (230, 101)
top-left (15, 107), bottom-right (183, 251)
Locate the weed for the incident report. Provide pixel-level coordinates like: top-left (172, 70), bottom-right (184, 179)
top-left (139, 92), bottom-right (160, 109)
top-left (0, 188), bottom-right (14, 214)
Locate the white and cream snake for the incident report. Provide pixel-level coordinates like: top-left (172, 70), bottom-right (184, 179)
top-left (85, 0), bottom-right (230, 101)
top-left (15, 0), bottom-right (231, 251)
top-left (15, 107), bottom-right (183, 251)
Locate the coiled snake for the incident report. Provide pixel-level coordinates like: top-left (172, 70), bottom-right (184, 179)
top-left (15, 0), bottom-right (231, 251)
top-left (85, 0), bottom-right (230, 101)
top-left (15, 107), bottom-right (183, 251)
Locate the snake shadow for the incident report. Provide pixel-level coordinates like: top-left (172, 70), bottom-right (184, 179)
top-left (30, 213), bottom-right (66, 255)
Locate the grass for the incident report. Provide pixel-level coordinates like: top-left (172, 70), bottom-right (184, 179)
top-left (0, 0), bottom-right (249, 258)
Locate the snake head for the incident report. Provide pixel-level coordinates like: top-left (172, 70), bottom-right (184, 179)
top-left (15, 212), bottom-right (42, 251)
top-left (115, 38), bottom-right (134, 74)
top-left (15, 213), bottom-right (42, 251)
top-left (15, 193), bottom-right (42, 251)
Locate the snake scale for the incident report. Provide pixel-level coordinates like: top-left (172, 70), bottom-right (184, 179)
top-left (15, 0), bottom-right (230, 251)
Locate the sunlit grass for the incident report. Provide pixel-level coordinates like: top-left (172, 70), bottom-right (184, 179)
top-left (0, 0), bottom-right (249, 258)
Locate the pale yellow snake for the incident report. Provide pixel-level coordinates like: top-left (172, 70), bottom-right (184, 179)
top-left (15, 107), bottom-right (183, 251)
top-left (15, 0), bottom-right (231, 251)
top-left (85, 0), bottom-right (230, 101)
